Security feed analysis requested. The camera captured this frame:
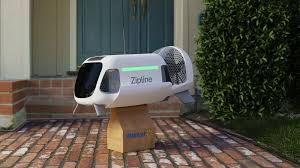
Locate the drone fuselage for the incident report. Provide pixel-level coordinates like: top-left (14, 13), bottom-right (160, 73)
top-left (74, 53), bottom-right (174, 108)
top-left (74, 46), bottom-right (194, 110)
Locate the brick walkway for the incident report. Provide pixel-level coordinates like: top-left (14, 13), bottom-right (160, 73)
top-left (0, 118), bottom-right (296, 168)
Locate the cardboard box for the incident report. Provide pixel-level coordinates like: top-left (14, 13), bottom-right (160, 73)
top-left (107, 105), bottom-right (156, 153)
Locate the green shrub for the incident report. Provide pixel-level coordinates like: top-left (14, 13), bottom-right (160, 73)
top-left (287, 1), bottom-right (300, 99)
top-left (196, 0), bottom-right (293, 120)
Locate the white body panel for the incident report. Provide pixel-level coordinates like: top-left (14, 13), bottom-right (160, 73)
top-left (74, 46), bottom-right (194, 110)
top-left (74, 53), bottom-right (173, 108)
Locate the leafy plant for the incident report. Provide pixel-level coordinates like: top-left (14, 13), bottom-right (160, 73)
top-left (195, 0), bottom-right (293, 120)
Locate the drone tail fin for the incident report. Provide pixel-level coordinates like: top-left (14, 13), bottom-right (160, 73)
top-left (175, 90), bottom-right (195, 104)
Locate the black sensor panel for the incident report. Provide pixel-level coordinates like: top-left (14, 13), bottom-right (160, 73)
top-left (100, 69), bottom-right (120, 93)
top-left (75, 63), bottom-right (102, 98)
top-left (161, 65), bottom-right (172, 83)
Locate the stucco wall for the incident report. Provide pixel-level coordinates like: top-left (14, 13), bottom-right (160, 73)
top-left (0, 0), bottom-right (31, 80)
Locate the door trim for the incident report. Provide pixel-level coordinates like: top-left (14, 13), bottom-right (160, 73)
top-left (70, 0), bottom-right (77, 71)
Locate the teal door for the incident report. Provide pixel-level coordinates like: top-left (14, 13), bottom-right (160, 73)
top-left (77, 0), bottom-right (174, 65)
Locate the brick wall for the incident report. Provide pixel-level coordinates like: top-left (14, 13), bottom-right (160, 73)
top-left (28, 78), bottom-right (74, 97)
top-left (26, 78), bottom-right (182, 120)
top-left (26, 78), bottom-right (97, 119)
top-left (0, 80), bottom-right (28, 130)
top-left (0, 78), bottom-right (182, 129)
top-left (148, 96), bottom-right (182, 117)
top-left (0, 78), bottom-right (181, 130)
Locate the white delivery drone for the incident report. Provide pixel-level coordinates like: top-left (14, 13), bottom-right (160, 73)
top-left (74, 46), bottom-right (194, 115)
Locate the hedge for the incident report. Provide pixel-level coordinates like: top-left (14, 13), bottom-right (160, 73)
top-left (196, 0), bottom-right (294, 120)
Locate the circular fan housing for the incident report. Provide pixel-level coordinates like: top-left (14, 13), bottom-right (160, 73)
top-left (155, 47), bottom-right (187, 84)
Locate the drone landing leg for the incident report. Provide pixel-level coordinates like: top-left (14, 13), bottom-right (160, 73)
top-left (94, 104), bottom-right (106, 116)
top-left (107, 105), bottom-right (156, 153)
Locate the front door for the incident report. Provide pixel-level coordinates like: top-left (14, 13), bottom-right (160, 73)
top-left (77, 0), bottom-right (174, 65)
top-left (32, 0), bottom-right (70, 76)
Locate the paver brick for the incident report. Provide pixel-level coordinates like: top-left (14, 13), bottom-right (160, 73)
top-left (14, 162), bottom-right (30, 168)
top-left (39, 150), bottom-right (52, 159)
top-left (227, 163), bottom-right (241, 168)
top-left (29, 158), bottom-right (46, 168)
top-left (79, 157), bottom-right (93, 168)
top-left (236, 147), bottom-right (255, 156)
top-left (184, 151), bottom-right (202, 162)
top-left (63, 162), bottom-right (76, 168)
top-left (60, 139), bottom-right (72, 146)
top-left (204, 145), bottom-right (222, 154)
top-left (276, 162), bottom-right (296, 168)
top-left (153, 149), bottom-right (167, 158)
top-left (54, 147), bottom-right (68, 155)
top-left (13, 147), bottom-right (28, 156)
top-left (259, 151), bottom-right (283, 163)
top-left (170, 155), bottom-right (188, 166)
top-left (195, 147), bottom-right (211, 158)
top-left (0, 156), bottom-right (20, 167)
top-left (250, 155), bottom-right (275, 167)
top-left (0, 118), bottom-right (296, 168)
top-left (96, 153), bottom-right (108, 165)
top-left (144, 163), bottom-right (158, 168)
top-left (112, 151), bottom-right (123, 160)
top-left (203, 157), bottom-right (226, 168)
top-left (67, 146), bottom-right (82, 162)
top-left (46, 141), bottom-right (60, 150)
top-left (127, 155), bottom-right (140, 167)
top-left (19, 153), bottom-right (37, 163)
top-left (215, 153), bottom-right (237, 165)
top-left (159, 158), bottom-right (173, 165)
top-left (239, 159), bottom-right (261, 168)
top-left (1, 139), bottom-right (15, 146)
top-left (29, 145), bottom-right (44, 153)
top-left (112, 159), bottom-right (125, 168)
top-left (47, 155), bottom-right (64, 166)
top-left (74, 137), bottom-right (86, 144)
top-left (140, 152), bottom-right (155, 163)
top-left (192, 161), bottom-right (207, 167)
top-left (0, 151), bottom-right (12, 160)
top-left (223, 148), bottom-right (244, 160)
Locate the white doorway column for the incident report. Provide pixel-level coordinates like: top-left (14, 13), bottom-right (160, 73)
top-left (174, 0), bottom-right (205, 95)
top-left (0, 0), bottom-right (31, 80)
top-left (174, 0), bottom-right (189, 52)
top-left (70, 0), bottom-right (77, 71)
top-left (173, 0), bottom-right (205, 57)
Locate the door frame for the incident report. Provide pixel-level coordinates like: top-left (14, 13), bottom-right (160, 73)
top-left (70, 0), bottom-right (77, 71)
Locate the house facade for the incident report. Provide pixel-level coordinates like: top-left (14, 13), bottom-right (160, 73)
top-left (0, 0), bottom-right (204, 78)
top-left (0, 0), bottom-right (204, 130)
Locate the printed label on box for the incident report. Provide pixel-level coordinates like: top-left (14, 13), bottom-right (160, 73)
top-left (126, 132), bottom-right (146, 138)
